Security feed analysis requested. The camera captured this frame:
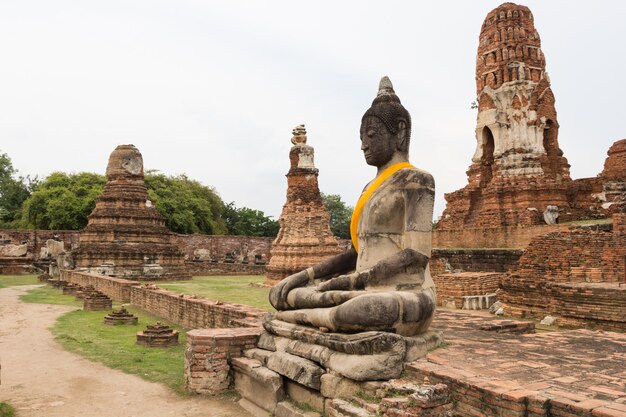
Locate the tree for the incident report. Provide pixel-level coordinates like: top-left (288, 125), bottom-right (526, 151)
top-left (0, 151), bottom-right (38, 227)
top-left (223, 202), bottom-right (279, 237)
top-left (19, 172), bottom-right (106, 230)
top-left (321, 193), bottom-right (353, 240)
top-left (144, 172), bottom-right (227, 235)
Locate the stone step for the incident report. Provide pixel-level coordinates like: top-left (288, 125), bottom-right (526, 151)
top-left (275, 401), bottom-right (322, 417)
top-left (231, 357), bottom-right (284, 414)
top-left (327, 399), bottom-right (373, 417)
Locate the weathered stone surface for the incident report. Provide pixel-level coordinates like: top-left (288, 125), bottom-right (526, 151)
top-left (243, 347), bottom-right (271, 364)
top-left (320, 374), bottom-right (383, 400)
top-left (232, 357), bottom-right (284, 413)
top-left (0, 243), bottom-right (28, 257)
top-left (275, 401), bottom-right (322, 417)
top-left (264, 320), bottom-right (441, 381)
top-left (73, 144), bottom-right (189, 280)
top-left (265, 125), bottom-right (342, 284)
top-left (285, 380), bottom-right (325, 413)
top-left (266, 351), bottom-right (324, 390)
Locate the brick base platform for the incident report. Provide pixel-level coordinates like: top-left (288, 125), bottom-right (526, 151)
top-left (407, 311), bottom-right (626, 417)
top-left (433, 272), bottom-right (501, 309)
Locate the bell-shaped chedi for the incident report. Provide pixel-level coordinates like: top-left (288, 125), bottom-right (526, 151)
top-left (438, 3), bottom-right (573, 229)
top-left (265, 125), bottom-right (342, 284)
top-left (73, 145), bottom-right (190, 280)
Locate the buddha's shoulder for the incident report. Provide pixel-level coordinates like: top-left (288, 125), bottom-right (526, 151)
top-left (391, 166), bottom-right (435, 189)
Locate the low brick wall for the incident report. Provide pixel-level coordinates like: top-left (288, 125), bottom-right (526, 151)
top-left (129, 286), bottom-right (269, 329)
top-left (176, 234), bottom-right (273, 263)
top-left (184, 328), bottom-right (261, 395)
top-left (432, 224), bottom-right (572, 249)
top-left (431, 249), bottom-right (523, 275)
top-left (434, 272), bottom-right (502, 308)
top-left (61, 270), bottom-right (137, 302)
top-left (184, 261), bottom-right (266, 276)
top-left (0, 229), bottom-right (80, 260)
top-left (500, 280), bottom-right (626, 331)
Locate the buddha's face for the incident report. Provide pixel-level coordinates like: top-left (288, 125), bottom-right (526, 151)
top-left (360, 116), bottom-right (396, 167)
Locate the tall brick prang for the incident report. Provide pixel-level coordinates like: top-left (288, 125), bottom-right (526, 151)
top-left (265, 125), bottom-right (342, 284)
top-left (439, 3), bottom-right (574, 229)
top-left (73, 144), bottom-right (190, 280)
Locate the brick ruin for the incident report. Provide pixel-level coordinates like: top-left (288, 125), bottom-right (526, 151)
top-left (73, 145), bottom-right (190, 280)
top-left (438, 3), bottom-right (625, 230)
top-left (498, 213), bottom-right (626, 331)
top-left (265, 125), bottom-right (342, 283)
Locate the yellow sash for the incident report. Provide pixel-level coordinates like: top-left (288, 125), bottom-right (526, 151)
top-left (350, 161), bottom-right (415, 252)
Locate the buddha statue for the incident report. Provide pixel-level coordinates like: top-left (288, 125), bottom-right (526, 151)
top-left (269, 76), bottom-right (436, 337)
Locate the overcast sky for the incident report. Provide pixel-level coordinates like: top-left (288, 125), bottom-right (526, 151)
top-left (1, 1), bottom-right (624, 220)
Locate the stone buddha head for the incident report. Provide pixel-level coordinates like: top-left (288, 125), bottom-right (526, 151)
top-left (360, 77), bottom-right (412, 167)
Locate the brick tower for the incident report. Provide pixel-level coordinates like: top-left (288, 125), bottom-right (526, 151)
top-left (438, 3), bottom-right (573, 229)
top-left (74, 144), bottom-right (190, 280)
top-left (265, 125), bottom-right (342, 284)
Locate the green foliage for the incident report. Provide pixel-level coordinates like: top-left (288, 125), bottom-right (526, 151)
top-left (0, 151), bottom-right (37, 227)
top-left (0, 402), bottom-right (16, 417)
top-left (145, 172), bottom-right (227, 235)
top-left (223, 202), bottom-right (279, 237)
top-left (321, 193), bottom-right (353, 239)
top-left (159, 275), bottom-right (273, 311)
top-left (19, 172), bottom-right (105, 230)
top-left (0, 274), bottom-right (38, 289)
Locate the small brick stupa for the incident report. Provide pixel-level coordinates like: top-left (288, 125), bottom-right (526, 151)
top-left (265, 125), bottom-right (342, 284)
top-left (73, 145), bottom-right (190, 280)
top-left (438, 3), bottom-right (573, 229)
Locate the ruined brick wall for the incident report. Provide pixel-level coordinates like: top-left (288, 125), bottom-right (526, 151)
top-left (434, 272), bottom-right (502, 308)
top-left (176, 234), bottom-right (272, 263)
top-left (61, 269), bottom-right (136, 302)
top-left (432, 224), bottom-right (570, 249)
top-left (0, 229), bottom-right (80, 260)
top-left (431, 249), bottom-right (523, 275)
top-left (129, 286), bottom-right (269, 329)
top-left (183, 261), bottom-right (266, 276)
top-left (499, 217), bottom-right (625, 329)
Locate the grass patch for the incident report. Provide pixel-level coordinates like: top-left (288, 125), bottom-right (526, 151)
top-left (563, 218), bottom-right (612, 226)
top-left (52, 304), bottom-right (188, 394)
top-left (20, 284), bottom-right (82, 307)
top-left (160, 275), bottom-right (274, 311)
top-left (0, 274), bottom-right (38, 288)
top-left (0, 402), bottom-right (15, 417)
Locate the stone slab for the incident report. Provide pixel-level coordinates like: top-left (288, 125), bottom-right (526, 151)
top-left (285, 380), bottom-right (325, 413)
top-left (232, 357), bottom-right (284, 413)
top-left (275, 401), bottom-right (321, 417)
top-left (266, 351), bottom-right (324, 390)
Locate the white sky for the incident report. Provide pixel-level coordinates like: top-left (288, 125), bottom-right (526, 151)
top-left (1, 1), bottom-right (624, 220)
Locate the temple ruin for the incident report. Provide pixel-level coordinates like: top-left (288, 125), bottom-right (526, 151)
top-left (73, 144), bottom-right (190, 280)
top-left (265, 125), bottom-right (342, 283)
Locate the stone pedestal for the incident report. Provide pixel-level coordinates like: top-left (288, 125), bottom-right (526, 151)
top-left (265, 126), bottom-right (342, 284)
top-left (83, 292), bottom-right (113, 311)
top-left (62, 282), bottom-right (82, 296)
top-left (184, 327), bottom-right (261, 395)
top-left (103, 307), bottom-right (138, 325)
top-left (136, 323), bottom-right (179, 347)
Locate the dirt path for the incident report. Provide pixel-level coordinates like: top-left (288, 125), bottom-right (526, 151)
top-left (0, 285), bottom-right (250, 417)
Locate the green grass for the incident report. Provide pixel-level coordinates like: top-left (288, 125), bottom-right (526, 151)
top-left (160, 275), bottom-right (274, 311)
top-left (0, 402), bottom-right (15, 417)
top-left (19, 285), bottom-right (188, 394)
top-left (20, 284), bottom-right (82, 306)
top-left (0, 274), bottom-right (38, 288)
top-left (52, 305), bottom-right (188, 394)
top-left (563, 218), bottom-right (613, 226)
